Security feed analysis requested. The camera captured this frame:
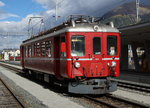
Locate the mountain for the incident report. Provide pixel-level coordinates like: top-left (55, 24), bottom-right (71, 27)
top-left (100, 2), bottom-right (150, 28)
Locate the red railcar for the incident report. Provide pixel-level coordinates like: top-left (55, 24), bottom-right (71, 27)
top-left (20, 15), bottom-right (120, 94)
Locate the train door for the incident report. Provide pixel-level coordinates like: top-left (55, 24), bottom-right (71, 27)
top-left (54, 36), bottom-right (61, 79)
top-left (60, 36), bottom-right (68, 78)
top-left (105, 33), bottom-right (120, 77)
top-left (20, 46), bottom-right (24, 68)
top-left (89, 33), bottom-right (106, 77)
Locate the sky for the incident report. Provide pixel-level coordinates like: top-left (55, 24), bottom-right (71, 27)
top-left (0, 0), bottom-right (150, 50)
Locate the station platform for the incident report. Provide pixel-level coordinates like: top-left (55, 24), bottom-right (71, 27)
top-left (116, 70), bottom-right (150, 85)
top-left (1, 61), bottom-right (150, 85)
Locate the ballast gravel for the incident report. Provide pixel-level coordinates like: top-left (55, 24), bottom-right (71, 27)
top-left (0, 66), bottom-right (84, 108)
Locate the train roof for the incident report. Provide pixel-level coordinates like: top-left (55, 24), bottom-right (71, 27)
top-left (22, 15), bottom-right (119, 45)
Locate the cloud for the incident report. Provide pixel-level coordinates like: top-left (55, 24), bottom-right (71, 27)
top-left (33, 0), bottom-right (55, 9)
top-left (33, 0), bottom-right (131, 17)
top-left (0, 18), bottom-right (29, 50)
top-left (0, 1), bottom-right (19, 20)
top-left (0, 12), bottom-right (19, 20)
top-left (0, 12), bottom-right (45, 50)
top-left (0, 1), bottom-right (5, 7)
top-left (0, 0), bottom-right (136, 50)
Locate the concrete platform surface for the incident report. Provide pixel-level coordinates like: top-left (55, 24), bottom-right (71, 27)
top-left (111, 88), bottom-right (150, 107)
top-left (0, 66), bottom-right (84, 108)
top-left (118, 70), bottom-right (150, 84)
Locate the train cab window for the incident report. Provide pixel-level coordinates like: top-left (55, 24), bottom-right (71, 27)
top-left (71, 36), bottom-right (85, 56)
top-left (37, 43), bottom-right (40, 57)
top-left (28, 46), bottom-right (31, 57)
top-left (25, 46), bottom-right (28, 57)
top-left (93, 37), bottom-right (101, 55)
top-left (41, 42), bottom-right (45, 57)
top-left (46, 41), bottom-right (51, 57)
top-left (107, 36), bottom-right (118, 56)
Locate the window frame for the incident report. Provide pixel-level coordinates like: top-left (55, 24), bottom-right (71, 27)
top-left (32, 44), bottom-right (34, 57)
top-left (41, 41), bottom-right (46, 57)
top-left (36, 42), bottom-right (40, 57)
top-left (25, 46), bottom-right (28, 57)
top-left (71, 35), bottom-right (85, 57)
top-left (28, 45), bottom-right (31, 57)
top-left (34, 43), bottom-right (37, 57)
top-left (107, 36), bottom-right (118, 56)
top-left (93, 37), bottom-right (101, 55)
top-left (45, 40), bottom-right (52, 57)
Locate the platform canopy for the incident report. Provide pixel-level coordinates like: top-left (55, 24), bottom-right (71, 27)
top-left (119, 22), bottom-right (150, 45)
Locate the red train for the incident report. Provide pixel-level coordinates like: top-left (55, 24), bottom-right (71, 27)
top-left (20, 15), bottom-right (120, 94)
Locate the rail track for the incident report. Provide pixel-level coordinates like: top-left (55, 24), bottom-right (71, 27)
top-left (0, 62), bottom-right (150, 108)
top-left (112, 78), bottom-right (150, 94)
top-left (1, 61), bottom-right (150, 94)
top-left (84, 94), bottom-right (149, 108)
top-left (0, 62), bottom-right (22, 73)
top-left (0, 78), bottom-right (25, 108)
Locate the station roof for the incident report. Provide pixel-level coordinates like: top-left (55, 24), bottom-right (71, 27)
top-left (119, 21), bottom-right (150, 45)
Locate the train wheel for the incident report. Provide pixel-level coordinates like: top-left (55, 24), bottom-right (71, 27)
top-left (39, 73), bottom-right (44, 82)
top-left (49, 75), bottom-right (55, 86)
top-left (22, 69), bottom-right (29, 77)
top-left (30, 71), bottom-right (36, 79)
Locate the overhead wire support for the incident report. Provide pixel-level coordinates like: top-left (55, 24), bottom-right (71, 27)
top-left (136, 0), bottom-right (140, 23)
top-left (28, 17), bottom-right (44, 38)
top-left (55, 0), bottom-right (58, 21)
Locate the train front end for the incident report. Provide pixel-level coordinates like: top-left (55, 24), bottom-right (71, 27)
top-left (64, 23), bottom-right (120, 94)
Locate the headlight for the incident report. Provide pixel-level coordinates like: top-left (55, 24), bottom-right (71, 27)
top-left (111, 61), bottom-right (117, 67)
top-left (75, 62), bottom-right (80, 68)
top-left (107, 63), bottom-right (110, 66)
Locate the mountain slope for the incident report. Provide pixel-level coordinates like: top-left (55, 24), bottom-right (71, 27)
top-left (100, 2), bottom-right (150, 28)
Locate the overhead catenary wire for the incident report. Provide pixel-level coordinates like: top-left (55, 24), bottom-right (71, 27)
top-left (26, 0), bottom-right (141, 36)
top-left (26, 0), bottom-right (65, 37)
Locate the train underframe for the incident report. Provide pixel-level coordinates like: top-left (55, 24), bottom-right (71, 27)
top-left (69, 78), bottom-right (117, 94)
top-left (23, 69), bottom-right (117, 94)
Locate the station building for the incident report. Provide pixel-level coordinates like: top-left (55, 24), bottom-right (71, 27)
top-left (118, 21), bottom-right (150, 84)
top-left (1, 49), bottom-right (20, 61)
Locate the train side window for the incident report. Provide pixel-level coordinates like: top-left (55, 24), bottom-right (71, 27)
top-left (41, 42), bottom-right (45, 57)
top-left (61, 37), bottom-right (65, 42)
top-left (34, 43), bottom-right (37, 57)
top-left (107, 36), bottom-right (118, 56)
top-left (46, 41), bottom-right (51, 57)
top-left (93, 37), bottom-right (101, 55)
top-left (32, 44), bottom-right (34, 57)
top-left (28, 45), bottom-right (31, 57)
top-left (61, 37), bottom-right (66, 57)
top-left (37, 42), bottom-right (40, 57)
top-left (25, 46), bottom-right (28, 57)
